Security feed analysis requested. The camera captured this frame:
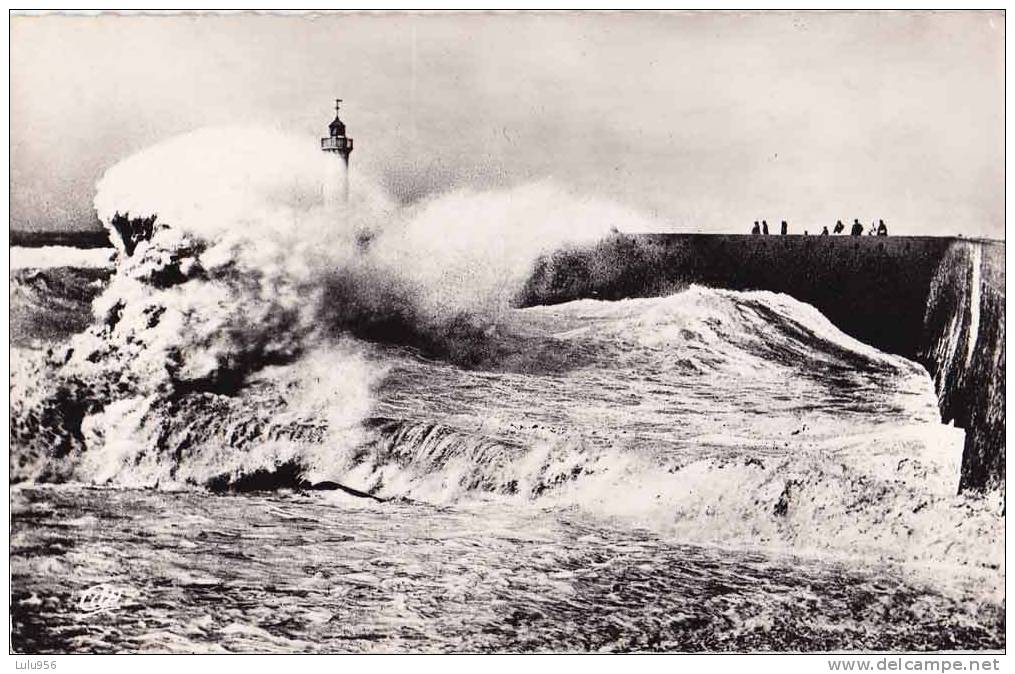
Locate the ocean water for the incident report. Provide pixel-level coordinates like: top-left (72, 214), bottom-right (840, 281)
top-left (10, 486), bottom-right (1003, 653)
top-left (8, 128), bottom-right (1005, 653)
top-left (9, 260), bottom-right (1004, 653)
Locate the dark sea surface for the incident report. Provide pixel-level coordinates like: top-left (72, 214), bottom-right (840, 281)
top-left (10, 486), bottom-right (1004, 653)
top-left (9, 259), bottom-right (1005, 653)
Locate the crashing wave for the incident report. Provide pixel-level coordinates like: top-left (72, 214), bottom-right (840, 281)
top-left (10, 126), bottom-right (645, 486)
top-left (9, 125), bottom-right (1002, 573)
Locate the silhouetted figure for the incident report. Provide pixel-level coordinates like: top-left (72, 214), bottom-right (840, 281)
top-left (821, 226), bottom-right (830, 235)
top-left (833, 220), bottom-right (845, 234)
top-left (355, 229), bottom-right (374, 251)
top-left (803, 230), bottom-right (809, 235)
top-left (877, 219), bottom-right (888, 236)
top-left (868, 220), bottom-right (878, 236)
top-left (850, 219), bottom-right (864, 236)
top-left (762, 220), bottom-right (769, 235)
top-left (780, 220), bottom-right (788, 235)
top-left (751, 221), bottom-right (761, 235)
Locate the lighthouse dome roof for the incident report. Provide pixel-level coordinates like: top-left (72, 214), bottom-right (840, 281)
top-left (329, 115), bottom-right (346, 137)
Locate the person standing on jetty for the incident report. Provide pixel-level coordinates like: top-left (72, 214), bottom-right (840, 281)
top-left (877, 219), bottom-right (888, 236)
top-left (821, 226), bottom-right (830, 235)
top-left (780, 220), bottom-right (788, 235)
top-left (762, 220), bottom-right (770, 235)
top-left (751, 221), bottom-right (761, 235)
top-left (833, 220), bottom-right (845, 234)
top-left (850, 219), bottom-right (864, 236)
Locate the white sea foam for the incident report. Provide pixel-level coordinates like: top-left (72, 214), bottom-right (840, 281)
top-left (8, 126), bottom-right (1002, 579)
top-left (966, 242), bottom-right (982, 367)
top-left (10, 245), bottom-right (114, 270)
top-left (13, 126), bottom-right (663, 488)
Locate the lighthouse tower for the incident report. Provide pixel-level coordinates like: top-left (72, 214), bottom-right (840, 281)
top-left (321, 99), bottom-right (354, 203)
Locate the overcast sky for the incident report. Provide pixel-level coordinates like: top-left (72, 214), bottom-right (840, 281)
top-left (10, 11), bottom-right (1005, 237)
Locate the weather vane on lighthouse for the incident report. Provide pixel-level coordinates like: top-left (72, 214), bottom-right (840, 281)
top-left (321, 98), bottom-right (354, 202)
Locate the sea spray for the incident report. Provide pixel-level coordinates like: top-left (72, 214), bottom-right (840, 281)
top-left (12, 125), bottom-right (659, 487)
top-left (9, 125), bottom-right (1002, 573)
top-left (367, 181), bottom-right (660, 321)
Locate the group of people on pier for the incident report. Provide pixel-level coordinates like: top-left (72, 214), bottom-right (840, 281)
top-left (751, 219), bottom-right (888, 236)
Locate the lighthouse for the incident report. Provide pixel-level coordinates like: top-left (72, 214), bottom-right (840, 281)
top-left (321, 98), bottom-right (354, 203)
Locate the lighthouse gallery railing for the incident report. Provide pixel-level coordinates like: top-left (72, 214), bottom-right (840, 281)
top-left (321, 137), bottom-right (353, 151)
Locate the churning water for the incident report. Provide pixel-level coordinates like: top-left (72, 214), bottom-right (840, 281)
top-left (9, 128), bottom-right (1004, 653)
